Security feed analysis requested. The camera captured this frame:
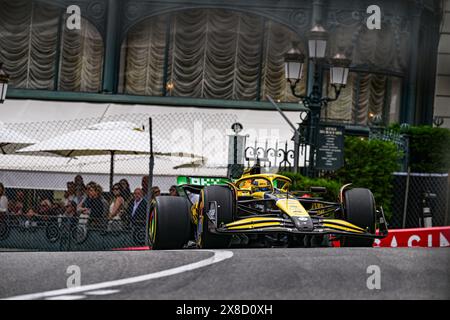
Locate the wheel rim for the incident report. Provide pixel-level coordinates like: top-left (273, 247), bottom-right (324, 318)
top-left (198, 190), bottom-right (207, 247)
top-left (149, 208), bottom-right (157, 244)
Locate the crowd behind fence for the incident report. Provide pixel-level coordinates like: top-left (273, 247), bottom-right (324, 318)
top-left (0, 112), bottom-right (448, 251)
top-left (0, 112), bottom-right (236, 251)
top-left (0, 173), bottom-right (178, 250)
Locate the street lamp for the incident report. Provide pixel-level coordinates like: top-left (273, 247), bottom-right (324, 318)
top-left (308, 24), bottom-right (328, 59)
top-left (284, 24), bottom-right (351, 177)
top-left (0, 63), bottom-right (9, 104)
top-left (284, 42), bottom-right (305, 82)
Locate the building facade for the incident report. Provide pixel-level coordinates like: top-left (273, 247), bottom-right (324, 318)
top-left (434, 0), bottom-right (450, 128)
top-left (0, 0), bottom-right (443, 130)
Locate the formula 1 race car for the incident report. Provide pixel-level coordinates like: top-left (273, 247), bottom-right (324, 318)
top-left (149, 172), bottom-right (388, 249)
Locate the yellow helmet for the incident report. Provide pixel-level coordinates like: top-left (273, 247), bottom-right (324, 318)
top-left (253, 179), bottom-right (270, 191)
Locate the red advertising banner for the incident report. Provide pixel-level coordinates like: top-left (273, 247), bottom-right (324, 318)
top-left (374, 227), bottom-right (450, 248)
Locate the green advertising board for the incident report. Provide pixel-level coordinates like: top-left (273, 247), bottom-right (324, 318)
top-left (177, 176), bottom-right (231, 186)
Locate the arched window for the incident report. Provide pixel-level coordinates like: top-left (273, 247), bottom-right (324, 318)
top-left (322, 72), bottom-right (402, 125)
top-left (120, 9), bottom-right (307, 102)
top-left (0, 0), bottom-right (104, 92)
top-left (58, 12), bottom-right (104, 92)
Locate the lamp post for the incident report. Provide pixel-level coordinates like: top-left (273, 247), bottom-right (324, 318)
top-left (284, 24), bottom-right (351, 177)
top-left (0, 63), bottom-right (9, 104)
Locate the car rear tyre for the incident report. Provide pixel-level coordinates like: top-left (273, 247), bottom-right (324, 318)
top-left (199, 185), bottom-right (234, 249)
top-left (150, 196), bottom-right (191, 250)
top-left (342, 188), bottom-right (376, 247)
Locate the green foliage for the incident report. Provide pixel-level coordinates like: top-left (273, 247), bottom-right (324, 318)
top-left (335, 137), bottom-right (401, 219)
top-left (391, 125), bottom-right (450, 173)
top-left (279, 172), bottom-right (341, 202)
top-left (280, 137), bottom-right (402, 221)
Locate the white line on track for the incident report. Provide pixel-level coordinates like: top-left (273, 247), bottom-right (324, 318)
top-left (3, 250), bottom-right (234, 300)
top-left (45, 295), bottom-right (86, 300)
top-left (85, 289), bottom-right (121, 296)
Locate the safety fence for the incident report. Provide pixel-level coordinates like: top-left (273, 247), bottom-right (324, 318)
top-left (0, 213), bottom-right (147, 251)
top-left (0, 112), bottom-right (236, 251)
top-left (389, 172), bottom-right (449, 229)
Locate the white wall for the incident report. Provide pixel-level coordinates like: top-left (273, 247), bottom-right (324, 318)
top-left (0, 99), bottom-right (301, 145)
top-left (0, 98), bottom-right (304, 188)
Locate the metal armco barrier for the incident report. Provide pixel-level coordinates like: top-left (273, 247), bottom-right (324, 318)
top-left (374, 227), bottom-right (450, 248)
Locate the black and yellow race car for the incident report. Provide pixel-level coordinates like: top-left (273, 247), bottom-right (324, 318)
top-left (149, 172), bottom-right (388, 249)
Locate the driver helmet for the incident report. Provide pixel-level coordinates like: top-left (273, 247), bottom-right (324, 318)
top-left (253, 179), bottom-right (270, 191)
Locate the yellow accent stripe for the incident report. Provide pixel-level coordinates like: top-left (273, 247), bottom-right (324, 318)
top-left (322, 219), bottom-right (365, 231)
top-left (226, 217), bottom-right (285, 227)
top-left (322, 223), bottom-right (365, 233)
top-left (227, 222), bottom-right (282, 230)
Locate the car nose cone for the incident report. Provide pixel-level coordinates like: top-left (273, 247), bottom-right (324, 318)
top-left (293, 216), bottom-right (314, 232)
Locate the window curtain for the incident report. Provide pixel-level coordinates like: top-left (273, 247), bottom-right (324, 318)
top-left (322, 72), bottom-right (355, 122)
top-left (58, 14), bottom-right (104, 92)
top-left (0, 0), bottom-right (59, 90)
top-left (0, 0), bottom-right (104, 92)
top-left (121, 14), bottom-right (168, 96)
top-left (121, 9), bottom-right (307, 101)
top-left (324, 72), bottom-right (389, 125)
top-left (353, 73), bottom-right (387, 125)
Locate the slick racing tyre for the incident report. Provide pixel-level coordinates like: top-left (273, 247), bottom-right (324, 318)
top-left (199, 185), bottom-right (234, 249)
top-left (342, 188), bottom-right (376, 247)
top-left (150, 196), bottom-right (191, 250)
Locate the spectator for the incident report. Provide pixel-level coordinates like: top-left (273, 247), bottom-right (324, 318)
top-left (119, 178), bottom-right (133, 208)
top-left (0, 183), bottom-right (8, 214)
top-left (151, 186), bottom-right (161, 200)
top-left (126, 188), bottom-right (147, 227)
top-left (63, 200), bottom-right (78, 218)
top-left (108, 183), bottom-right (125, 220)
top-left (169, 185), bottom-right (179, 197)
top-left (79, 183), bottom-right (107, 229)
top-left (26, 199), bottom-right (55, 221)
top-left (64, 181), bottom-right (76, 206)
top-left (52, 201), bottom-right (65, 217)
top-left (74, 174), bottom-right (85, 190)
top-left (119, 179), bottom-right (132, 198)
top-left (61, 200), bottom-right (78, 230)
top-left (9, 190), bottom-right (25, 215)
top-left (141, 176), bottom-right (149, 196)
top-left (74, 185), bottom-right (87, 208)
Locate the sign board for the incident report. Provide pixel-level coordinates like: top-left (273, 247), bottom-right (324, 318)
top-left (331, 227), bottom-right (450, 247)
top-left (177, 176), bottom-right (231, 186)
top-left (315, 124), bottom-right (344, 171)
top-left (374, 226), bottom-right (450, 248)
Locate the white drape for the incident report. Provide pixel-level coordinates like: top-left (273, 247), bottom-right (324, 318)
top-left (0, 0), bottom-right (104, 92)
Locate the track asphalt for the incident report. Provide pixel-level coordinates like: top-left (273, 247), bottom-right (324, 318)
top-left (0, 248), bottom-right (449, 300)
